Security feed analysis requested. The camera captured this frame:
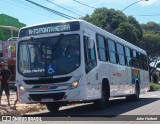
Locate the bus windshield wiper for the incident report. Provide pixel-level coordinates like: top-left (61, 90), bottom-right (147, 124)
top-left (28, 37), bottom-right (42, 51)
top-left (29, 37), bottom-right (39, 46)
top-left (57, 33), bottom-right (64, 42)
top-left (52, 33), bottom-right (64, 53)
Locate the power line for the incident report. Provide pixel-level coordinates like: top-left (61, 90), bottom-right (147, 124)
top-left (55, 1), bottom-right (87, 15)
top-left (0, 0), bottom-right (60, 20)
top-left (45, 0), bottom-right (83, 17)
top-left (25, 0), bottom-right (73, 19)
top-left (18, 0), bottom-right (60, 19)
top-left (0, 0), bottom-right (36, 13)
top-left (25, 0), bottom-right (77, 19)
top-left (133, 14), bottom-right (160, 17)
top-left (12, 0), bottom-right (60, 20)
top-left (73, 0), bottom-right (96, 9)
top-left (122, 0), bottom-right (149, 12)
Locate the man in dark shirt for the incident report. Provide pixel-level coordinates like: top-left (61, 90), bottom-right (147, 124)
top-left (0, 63), bottom-right (12, 106)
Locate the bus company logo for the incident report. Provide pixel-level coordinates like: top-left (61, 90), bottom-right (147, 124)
top-left (133, 69), bottom-right (139, 79)
top-left (113, 73), bottom-right (121, 77)
top-left (132, 69), bottom-right (140, 84)
top-left (39, 85), bottom-right (49, 90)
top-left (49, 86), bottom-right (58, 89)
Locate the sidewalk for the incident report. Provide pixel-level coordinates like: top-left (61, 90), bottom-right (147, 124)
top-left (0, 91), bottom-right (47, 115)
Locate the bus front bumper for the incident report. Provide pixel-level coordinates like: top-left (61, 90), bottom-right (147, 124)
top-left (18, 84), bottom-right (101, 103)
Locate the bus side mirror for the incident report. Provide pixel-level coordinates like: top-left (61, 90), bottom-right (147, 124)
top-left (88, 37), bottom-right (94, 49)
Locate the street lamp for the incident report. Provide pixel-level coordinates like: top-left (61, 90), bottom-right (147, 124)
top-left (122, 0), bottom-right (149, 12)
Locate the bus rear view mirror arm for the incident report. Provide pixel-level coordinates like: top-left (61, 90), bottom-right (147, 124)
top-left (87, 37), bottom-right (94, 49)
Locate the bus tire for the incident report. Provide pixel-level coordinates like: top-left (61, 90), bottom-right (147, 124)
top-left (132, 82), bottom-right (140, 101)
top-left (94, 81), bottom-right (110, 109)
top-left (46, 102), bottom-right (60, 112)
top-left (126, 82), bottom-right (140, 101)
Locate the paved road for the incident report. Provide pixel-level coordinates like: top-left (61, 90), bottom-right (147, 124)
top-left (26, 91), bottom-right (160, 123)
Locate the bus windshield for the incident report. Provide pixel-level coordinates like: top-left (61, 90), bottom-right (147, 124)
top-left (18, 34), bottom-right (80, 77)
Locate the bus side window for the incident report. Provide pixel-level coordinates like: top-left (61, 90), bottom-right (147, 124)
top-left (136, 51), bottom-right (140, 69)
top-left (125, 46), bottom-right (132, 67)
top-left (132, 50), bottom-right (138, 68)
top-left (83, 36), bottom-right (97, 73)
top-left (108, 39), bottom-right (117, 64)
top-left (116, 43), bottom-right (125, 66)
top-left (143, 55), bottom-right (148, 70)
top-left (139, 53), bottom-right (143, 69)
top-left (96, 34), bottom-right (108, 61)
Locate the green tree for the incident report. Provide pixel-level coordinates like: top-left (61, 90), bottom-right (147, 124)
top-left (141, 21), bottom-right (160, 32)
top-left (128, 16), bottom-right (143, 41)
top-left (115, 22), bottom-right (138, 45)
top-left (81, 7), bottom-right (142, 45)
top-left (82, 8), bottom-right (127, 33)
top-left (140, 22), bottom-right (160, 57)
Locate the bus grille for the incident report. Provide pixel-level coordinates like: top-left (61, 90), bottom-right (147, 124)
top-left (23, 76), bottom-right (72, 84)
top-left (29, 92), bottom-right (65, 101)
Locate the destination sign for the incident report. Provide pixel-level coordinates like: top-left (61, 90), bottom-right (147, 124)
top-left (19, 21), bottom-right (80, 37)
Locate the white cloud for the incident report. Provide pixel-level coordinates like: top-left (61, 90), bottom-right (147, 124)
top-left (46, 0), bottom-right (159, 15)
top-left (49, 0), bottom-right (160, 7)
top-left (139, 0), bottom-right (160, 6)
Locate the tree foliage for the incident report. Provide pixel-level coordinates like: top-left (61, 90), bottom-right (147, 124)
top-left (81, 7), bottom-right (142, 45)
top-left (115, 22), bottom-right (138, 45)
top-left (81, 7), bottom-right (160, 57)
top-left (141, 22), bottom-right (160, 32)
top-left (128, 16), bottom-right (143, 41)
top-left (140, 22), bottom-right (160, 57)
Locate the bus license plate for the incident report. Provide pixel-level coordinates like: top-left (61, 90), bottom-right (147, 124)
top-left (41, 98), bottom-right (54, 102)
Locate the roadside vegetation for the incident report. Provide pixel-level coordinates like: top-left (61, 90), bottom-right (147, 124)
top-left (81, 7), bottom-right (160, 58)
top-left (150, 82), bottom-right (160, 91)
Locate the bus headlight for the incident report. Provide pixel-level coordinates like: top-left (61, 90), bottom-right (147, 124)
top-left (69, 75), bottom-right (82, 89)
top-left (19, 85), bottom-right (25, 91)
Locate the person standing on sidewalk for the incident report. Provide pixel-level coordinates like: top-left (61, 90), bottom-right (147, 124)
top-left (0, 63), bottom-right (12, 106)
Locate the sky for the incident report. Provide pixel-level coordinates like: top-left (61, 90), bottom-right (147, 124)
top-left (0, 0), bottom-right (160, 26)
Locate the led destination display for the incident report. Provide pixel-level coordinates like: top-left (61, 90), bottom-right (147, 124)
top-left (19, 21), bottom-right (80, 37)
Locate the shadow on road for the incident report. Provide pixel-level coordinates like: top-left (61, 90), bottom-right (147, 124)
top-left (34, 97), bottom-right (160, 116)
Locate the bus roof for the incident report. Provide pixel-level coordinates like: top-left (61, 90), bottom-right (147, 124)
top-left (20, 20), bottom-right (76, 29)
top-left (19, 19), bottom-right (146, 55)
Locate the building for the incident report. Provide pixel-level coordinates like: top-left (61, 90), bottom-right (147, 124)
top-left (0, 14), bottom-right (26, 85)
top-left (0, 13), bottom-right (26, 40)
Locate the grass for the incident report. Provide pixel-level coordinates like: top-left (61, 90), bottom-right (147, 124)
top-left (150, 82), bottom-right (160, 91)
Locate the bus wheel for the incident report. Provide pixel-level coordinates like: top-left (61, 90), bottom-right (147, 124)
top-left (126, 83), bottom-right (140, 101)
top-left (46, 102), bottom-right (61, 112)
top-left (133, 83), bottom-right (140, 101)
top-left (94, 83), bottom-right (109, 109)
